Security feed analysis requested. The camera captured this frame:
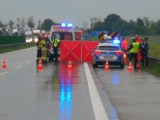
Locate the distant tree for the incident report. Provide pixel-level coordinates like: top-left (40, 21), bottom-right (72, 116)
top-left (93, 21), bottom-right (105, 31)
top-left (27, 16), bottom-right (35, 30)
top-left (85, 13), bottom-right (160, 36)
top-left (8, 20), bottom-right (14, 35)
top-left (37, 20), bottom-right (42, 29)
top-left (41, 18), bottom-right (56, 31)
top-left (0, 21), bottom-right (3, 27)
top-left (20, 18), bottom-right (25, 35)
top-left (135, 18), bottom-right (145, 35)
top-left (103, 14), bottom-right (128, 35)
top-left (16, 18), bottom-right (20, 30)
top-left (153, 20), bottom-right (160, 34)
top-left (104, 14), bottom-right (122, 31)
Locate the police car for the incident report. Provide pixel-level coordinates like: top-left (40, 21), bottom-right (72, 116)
top-left (92, 38), bottom-right (124, 69)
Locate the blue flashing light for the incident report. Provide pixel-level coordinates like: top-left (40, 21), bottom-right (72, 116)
top-left (113, 39), bottom-right (121, 44)
top-left (61, 23), bottom-right (73, 27)
top-left (61, 23), bottom-right (66, 27)
top-left (67, 23), bottom-right (73, 27)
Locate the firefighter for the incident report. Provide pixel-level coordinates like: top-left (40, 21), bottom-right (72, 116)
top-left (140, 37), bottom-right (149, 67)
top-left (36, 35), bottom-right (43, 60)
top-left (127, 37), bottom-right (140, 69)
top-left (136, 35), bottom-right (142, 43)
top-left (53, 34), bottom-right (60, 62)
top-left (41, 36), bottom-right (47, 62)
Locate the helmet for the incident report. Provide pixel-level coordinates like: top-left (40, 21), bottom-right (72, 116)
top-left (103, 34), bottom-right (108, 40)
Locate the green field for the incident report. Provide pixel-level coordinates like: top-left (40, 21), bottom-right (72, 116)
top-left (147, 36), bottom-right (160, 58)
top-left (0, 43), bottom-right (36, 53)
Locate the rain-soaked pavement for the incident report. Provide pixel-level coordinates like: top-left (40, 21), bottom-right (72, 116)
top-left (94, 66), bottom-right (160, 120)
top-left (1, 47), bottom-right (160, 120)
top-left (0, 48), bottom-right (96, 120)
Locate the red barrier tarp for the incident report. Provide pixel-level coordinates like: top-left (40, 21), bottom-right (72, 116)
top-left (59, 40), bottom-right (99, 62)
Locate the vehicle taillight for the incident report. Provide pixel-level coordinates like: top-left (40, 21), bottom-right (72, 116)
top-left (116, 51), bottom-right (123, 56)
top-left (95, 50), bottom-right (101, 55)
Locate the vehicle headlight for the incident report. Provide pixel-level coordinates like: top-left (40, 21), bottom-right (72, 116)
top-left (34, 38), bottom-right (38, 42)
top-left (26, 38), bottom-right (30, 43)
top-left (29, 38), bottom-right (32, 42)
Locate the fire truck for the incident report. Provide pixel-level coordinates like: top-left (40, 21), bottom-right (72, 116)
top-left (48, 23), bottom-right (83, 61)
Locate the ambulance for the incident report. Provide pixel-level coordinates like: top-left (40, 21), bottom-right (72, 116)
top-left (49, 23), bottom-right (83, 41)
top-left (48, 23), bottom-right (83, 61)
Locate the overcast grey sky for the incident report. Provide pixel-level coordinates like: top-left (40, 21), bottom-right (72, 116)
top-left (0, 0), bottom-right (160, 28)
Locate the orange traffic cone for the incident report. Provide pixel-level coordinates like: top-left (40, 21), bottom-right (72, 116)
top-left (104, 61), bottom-right (110, 71)
top-left (37, 59), bottom-right (43, 71)
top-left (128, 61), bottom-right (133, 72)
top-left (2, 58), bottom-right (7, 69)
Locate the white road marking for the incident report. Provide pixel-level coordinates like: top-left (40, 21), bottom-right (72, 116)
top-left (0, 71), bottom-right (8, 76)
top-left (84, 63), bottom-right (109, 120)
top-left (15, 65), bottom-right (22, 69)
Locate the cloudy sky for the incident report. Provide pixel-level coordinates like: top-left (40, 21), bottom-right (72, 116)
top-left (0, 0), bottom-right (160, 28)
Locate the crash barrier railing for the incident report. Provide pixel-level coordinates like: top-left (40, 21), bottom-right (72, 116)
top-left (148, 56), bottom-right (160, 65)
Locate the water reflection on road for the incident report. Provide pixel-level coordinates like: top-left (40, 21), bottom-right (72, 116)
top-left (36, 62), bottom-right (80, 120)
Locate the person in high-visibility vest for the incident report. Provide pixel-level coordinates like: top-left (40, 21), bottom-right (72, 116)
top-left (127, 37), bottom-right (140, 69)
top-left (53, 34), bottom-right (60, 62)
top-left (40, 36), bottom-right (47, 62)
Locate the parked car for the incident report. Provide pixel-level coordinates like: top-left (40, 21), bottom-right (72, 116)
top-left (92, 41), bottom-right (124, 69)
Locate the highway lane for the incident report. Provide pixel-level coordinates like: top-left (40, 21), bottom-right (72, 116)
top-left (94, 66), bottom-right (160, 120)
top-left (3, 46), bottom-right (160, 120)
top-left (0, 47), bottom-right (117, 120)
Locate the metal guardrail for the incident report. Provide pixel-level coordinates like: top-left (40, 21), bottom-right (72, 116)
top-left (148, 56), bottom-right (160, 65)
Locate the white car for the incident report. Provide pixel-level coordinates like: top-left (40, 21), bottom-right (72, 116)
top-left (92, 41), bottom-right (124, 69)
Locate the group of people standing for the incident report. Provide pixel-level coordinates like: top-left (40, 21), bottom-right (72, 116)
top-left (127, 36), bottom-right (149, 69)
top-left (36, 34), bottom-right (60, 63)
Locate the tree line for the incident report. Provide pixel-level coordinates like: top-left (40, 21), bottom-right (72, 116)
top-left (88, 14), bottom-right (160, 36)
top-left (0, 17), bottom-right (58, 36)
top-left (1, 14), bottom-right (160, 36)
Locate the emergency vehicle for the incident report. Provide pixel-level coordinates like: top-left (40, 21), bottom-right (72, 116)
top-left (48, 23), bottom-right (83, 61)
top-left (92, 36), bottom-right (125, 68)
top-left (49, 23), bottom-right (83, 41)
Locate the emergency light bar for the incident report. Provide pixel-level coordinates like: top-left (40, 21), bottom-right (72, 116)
top-left (113, 39), bottom-right (121, 44)
top-left (61, 23), bottom-right (73, 27)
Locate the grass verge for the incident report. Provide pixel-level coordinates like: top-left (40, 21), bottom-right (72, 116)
top-left (0, 43), bottom-right (36, 53)
top-left (143, 60), bottom-right (160, 78)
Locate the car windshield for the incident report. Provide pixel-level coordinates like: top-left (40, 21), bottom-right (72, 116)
top-left (98, 46), bottom-right (119, 51)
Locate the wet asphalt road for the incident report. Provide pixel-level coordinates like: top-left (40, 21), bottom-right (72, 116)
top-left (0, 47), bottom-right (160, 120)
top-left (94, 66), bottom-right (160, 120)
top-left (0, 47), bottom-right (97, 120)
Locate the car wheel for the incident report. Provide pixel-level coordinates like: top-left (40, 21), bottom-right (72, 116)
top-left (93, 63), bottom-right (97, 68)
top-left (120, 64), bottom-right (124, 69)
